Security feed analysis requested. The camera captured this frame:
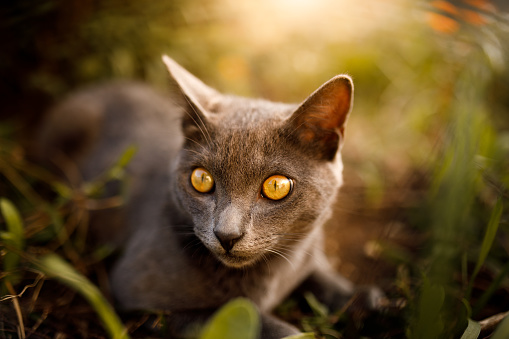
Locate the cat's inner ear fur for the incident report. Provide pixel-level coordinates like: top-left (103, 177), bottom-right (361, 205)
top-left (162, 55), bottom-right (218, 138)
top-left (286, 75), bottom-right (353, 161)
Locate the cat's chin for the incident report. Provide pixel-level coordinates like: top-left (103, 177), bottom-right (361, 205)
top-left (216, 253), bottom-right (259, 268)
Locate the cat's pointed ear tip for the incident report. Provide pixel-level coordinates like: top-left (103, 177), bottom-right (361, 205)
top-left (161, 55), bottom-right (176, 68)
top-left (331, 74), bottom-right (354, 88)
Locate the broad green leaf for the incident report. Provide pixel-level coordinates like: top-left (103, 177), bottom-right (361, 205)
top-left (200, 298), bottom-right (259, 339)
top-left (33, 254), bottom-right (129, 339)
top-left (283, 333), bottom-right (316, 339)
top-left (459, 319), bottom-right (480, 339)
top-left (491, 313), bottom-right (509, 339)
top-left (0, 198), bottom-right (25, 285)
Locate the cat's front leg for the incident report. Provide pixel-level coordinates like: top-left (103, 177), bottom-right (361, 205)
top-left (165, 309), bottom-right (215, 338)
top-left (296, 267), bottom-right (383, 314)
top-left (260, 313), bottom-right (300, 339)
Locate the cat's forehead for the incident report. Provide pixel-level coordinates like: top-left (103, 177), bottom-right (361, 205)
top-left (212, 127), bottom-right (286, 171)
top-left (189, 121), bottom-right (302, 185)
top-left (183, 96), bottom-right (309, 183)
top-left (207, 95), bottom-right (296, 127)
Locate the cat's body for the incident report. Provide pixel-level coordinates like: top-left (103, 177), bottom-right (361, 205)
top-left (37, 57), bottom-right (376, 338)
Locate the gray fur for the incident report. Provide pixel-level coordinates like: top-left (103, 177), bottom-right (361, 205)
top-left (37, 56), bottom-right (369, 338)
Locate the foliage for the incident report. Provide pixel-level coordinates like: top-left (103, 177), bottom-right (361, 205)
top-left (199, 298), bottom-right (260, 339)
top-left (33, 254), bottom-right (129, 339)
top-left (0, 139), bottom-right (134, 338)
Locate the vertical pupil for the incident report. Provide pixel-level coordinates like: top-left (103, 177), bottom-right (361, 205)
top-left (273, 180), bottom-right (277, 191)
top-left (201, 173), bottom-right (206, 183)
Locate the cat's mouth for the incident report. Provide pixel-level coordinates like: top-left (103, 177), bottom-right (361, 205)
top-left (194, 232), bottom-right (260, 268)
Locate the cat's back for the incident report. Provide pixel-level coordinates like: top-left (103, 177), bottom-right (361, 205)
top-left (37, 81), bottom-right (184, 243)
top-left (39, 81), bottom-right (182, 177)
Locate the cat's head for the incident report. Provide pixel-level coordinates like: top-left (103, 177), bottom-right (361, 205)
top-left (163, 56), bottom-right (353, 268)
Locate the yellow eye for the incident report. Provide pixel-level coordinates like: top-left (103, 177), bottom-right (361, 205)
top-left (191, 167), bottom-right (214, 193)
top-left (262, 175), bottom-right (292, 200)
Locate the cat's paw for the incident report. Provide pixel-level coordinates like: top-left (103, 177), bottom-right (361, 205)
top-left (353, 285), bottom-right (385, 310)
top-left (260, 313), bottom-right (300, 339)
top-left (345, 285), bottom-right (386, 322)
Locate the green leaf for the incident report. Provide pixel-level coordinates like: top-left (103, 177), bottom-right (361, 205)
top-left (115, 145), bottom-right (137, 169)
top-left (106, 145), bottom-right (138, 180)
top-left (33, 254), bottom-right (129, 339)
top-left (409, 277), bottom-right (445, 339)
top-left (474, 198), bottom-right (503, 277)
top-left (0, 198), bottom-right (24, 243)
top-left (0, 198), bottom-right (25, 285)
top-left (84, 145), bottom-right (137, 197)
top-left (282, 333), bottom-right (316, 339)
top-left (200, 298), bottom-right (260, 339)
top-left (52, 181), bottom-right (73, 199)
top-left (459, 319), bottom-right (480, 339)
top-left (473, 260), bottom-right (509, 315)
top-left (491, 313), bottom-right (509, 339)
top-left (304, 292), bottom-right (329, 318)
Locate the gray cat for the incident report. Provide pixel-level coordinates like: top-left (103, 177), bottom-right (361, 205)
top-left (38, 56), bottom-right (380, 338)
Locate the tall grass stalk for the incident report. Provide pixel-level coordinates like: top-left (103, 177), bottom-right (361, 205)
top-left (33, 254), bottom-right (130, 339)
top-left (409, 62), bottom-right (493, 338)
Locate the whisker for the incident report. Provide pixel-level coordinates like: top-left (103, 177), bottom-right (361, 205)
top-left (274, 232), bottom-right (308, 237)
top-left (274, 241), bottom-right (319, 266)
top-left (266, 248), bottom-right (296, 271)
top-left (184, 136), bottom-right (208, 153)
top-left (181, 95), bottom-right (213, 149)
top-left (172, 224), bottom-right (195, 234)
top-left (277, 245), bottom-right (314, 260)
top-left (285, 105), bottom-right (325, 135)
top-left (182, 238), bottom-right (202, 252)
top-left (182, 148), bottom-right (203, 157)
top-left (175, 101), bottom-right (210, 148)
top-left (260, 253), bottom-right (271, 275)
top-left (275, 234), bottom-right (307, 241)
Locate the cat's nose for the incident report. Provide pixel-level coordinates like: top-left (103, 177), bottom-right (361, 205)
top-left (214, 229), bottom-right (243, 252)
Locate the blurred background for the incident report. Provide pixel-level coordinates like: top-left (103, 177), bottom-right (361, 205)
top-left (1, 0), bottom-right (509, 338)
top-left (2, 0), bottom-right (508, 187)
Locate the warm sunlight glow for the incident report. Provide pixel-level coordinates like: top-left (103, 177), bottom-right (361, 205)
top-left (219, 0), bottom-right (410, 49)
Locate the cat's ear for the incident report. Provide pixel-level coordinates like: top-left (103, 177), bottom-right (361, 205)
top-left (286, 75), bottom-right (353, 161)
top-left (162, 55), bottom-right (218, 137)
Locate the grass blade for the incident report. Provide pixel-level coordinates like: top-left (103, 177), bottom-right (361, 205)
top-left (283, 333), bottom-right (316, 339)
top-left (491, 313), bottom-right (509, 339)
top-left (459, 318), bottom-right (480, 339)
top-left (473, 260), bottom-right (509, 315)
top-left (466, 198), bottom-right (503, 299)
top-left (33, 254), bottom-right (129, 339)
top-left (409, 276), bottom-right (445, 339)
top-left (0, 198), bottom-right (25, 285)
top-left (84, 145), bottom-right (137, 197)
top-left (304, 292), bottom-right (329, 318)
